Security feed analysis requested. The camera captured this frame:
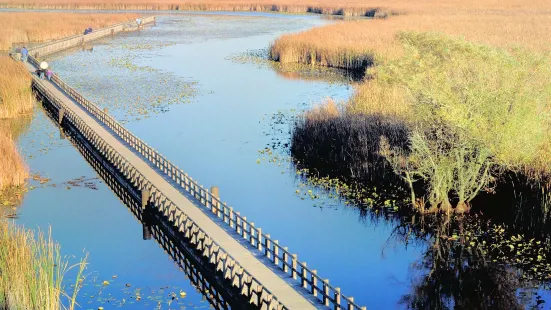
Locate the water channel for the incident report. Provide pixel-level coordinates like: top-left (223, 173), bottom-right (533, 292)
top-left (13, 13), bottom-right (551, 309)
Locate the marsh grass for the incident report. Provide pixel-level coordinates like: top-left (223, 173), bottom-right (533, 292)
top-left (0, 220), bottom-right (87, 310)
top-left (0, 0), bottom-right (391, 17)
top-left (270, 9), bottom-right (551, 71)
top-left (0, 56), bottom-right (33, 119)
top-left (0, 12), bottom-right (139, 50)
top-left (0, 131), bottom-right (28, 190)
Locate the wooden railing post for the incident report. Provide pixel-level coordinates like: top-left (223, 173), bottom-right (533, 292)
top-left (236, 212), bottom-right (242, 235)
top-left (142, 222), bottom-right (152, 240)
top-left (301, 263), bottom-right (307, 288)
top-left (311, 270), bottom-right (318, 296)
top-left (334, 287), bottom-right (341, 310)
top-left (265, 234), bottom-right (271, 259)
top-left (210, 186), bottom-right (219, 212)
top-left (291, 254), bottom-right (297, 279)
top-left (273, 240), bottom-right (279, 265)
top-left (323, 279), bottom-right (330, 306)
top-left (249, 222), bottom-right (255, 245)
top-left (282, 247), bottom-right (288, 272)
top-left (347, 297), bottom-right (354, 310)
top-left (257, 227), bottom-right (262, 251)
top-left (242, 217), bottom-right (248, 239)
top-left (58, 108), bottom-right (65, 125)
top-left (141, 189), bottom-right (150, 209)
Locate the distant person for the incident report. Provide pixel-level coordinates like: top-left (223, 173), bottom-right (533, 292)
top-left (21, 46), bottom-right (28, 62)
top-left (36, 69), bottom-right (45, 79)
top-left (38, 61), bottom-right (48, 79)
top-left (84, 26), bottom-right (92, 35)
top-left (46, 69), bottom-right (53, 81)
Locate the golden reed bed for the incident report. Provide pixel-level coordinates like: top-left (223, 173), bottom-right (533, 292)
top-left (271, 3), bottom-right (551, 71)
top-left (0, 12), bottom-right (139, 50)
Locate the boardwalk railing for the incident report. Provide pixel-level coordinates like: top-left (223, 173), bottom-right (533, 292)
top-left (32, 77), bottom-right (287, 310)
top-left (27, 16), bottom-right (155, 58)
top-left (25, 20), bottom-right (366, 309)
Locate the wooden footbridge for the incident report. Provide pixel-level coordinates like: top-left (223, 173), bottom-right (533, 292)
top-left (15, 16), bottom-right (366, 310)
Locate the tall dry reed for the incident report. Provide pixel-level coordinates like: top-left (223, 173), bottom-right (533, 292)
top-left (270, 8), bottom-right (551, 70)
top-left (0, 220), bottom-right (87, 309)
top-left (0, 131), bottom-right (28, 190)
top-left (0, 56), bottom-right (33, 119)
top-left (0, 12), bottom-right (139, 50)
top-left (0, 0), bottom-right (392, 16)
top-left (1, 0), bottom-right (550, 16)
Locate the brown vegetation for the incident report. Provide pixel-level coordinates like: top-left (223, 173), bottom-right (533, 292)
top-left (0, 57), bottom-right (30, 192)
top-left (0, 56), bottom-right (33, 118)
top-left (0, 12), bottom-right (139, 50)
top-left (0, 130), bottom-right (28, 191)
top-left (271, 11), bottom-right (551, 71)
top-left (0, 0), bottom-right (394, 16)
top-left (1, 0), bottom-right (550, 17)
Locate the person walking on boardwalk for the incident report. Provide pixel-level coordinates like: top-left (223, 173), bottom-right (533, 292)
top-left (21, 46), bottom-right (28, 62)
top-left (38, 61), bottom-right (48, 79)
top-left (46, 69), bottom-right (53, 81)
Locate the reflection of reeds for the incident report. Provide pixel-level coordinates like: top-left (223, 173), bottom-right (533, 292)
top-left (0, 12), bottom-right (139, 50)
top-left (0, 220), bottom-right (87, 309)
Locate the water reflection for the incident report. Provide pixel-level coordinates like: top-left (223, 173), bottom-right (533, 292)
top-left (398, 218), bottom-right (522, 310)
top-left (291, 129), bottom-right (551, 308)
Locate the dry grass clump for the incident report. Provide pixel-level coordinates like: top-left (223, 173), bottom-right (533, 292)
top-left (270, 10), bottom-right (551, 71)
top-left (0, 12), bottom-right (139, 50)
top-left (0, 129), bottom-right (28, 190)
top-left (0, 220), bottom-right (87, 309)
top-left (0, 56), bottom-right (33, 119)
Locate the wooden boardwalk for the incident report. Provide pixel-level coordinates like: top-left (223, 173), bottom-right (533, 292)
top-left (27, 62), bottom-right (318, 309)
top-left (18, 17), bottom-right (366, 310)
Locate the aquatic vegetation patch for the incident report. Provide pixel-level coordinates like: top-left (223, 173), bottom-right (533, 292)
top-left (49, 48), bottom-right (198, 122)
top-left (77, 272), bottom-right (206, 309)
top-left (399, 215), bottom-right (551, 309)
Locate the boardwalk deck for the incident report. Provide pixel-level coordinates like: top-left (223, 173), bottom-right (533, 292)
top-left (26, 61), bottom-right (318, 309)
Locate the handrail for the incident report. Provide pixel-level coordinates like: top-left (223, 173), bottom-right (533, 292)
top-left (27, 16), bottom-right (156, 58)
top-left (32, 77), bottom-right (287, 310)
top-left (24, 21), bottom-right (366, 307)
